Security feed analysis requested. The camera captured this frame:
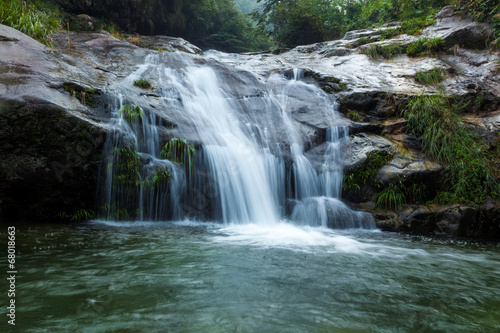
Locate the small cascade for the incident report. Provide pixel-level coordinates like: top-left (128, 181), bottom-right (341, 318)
top-left (98, 52), bottom-right (374, 229)
top-left (99, 95), bottom-right (188, 221)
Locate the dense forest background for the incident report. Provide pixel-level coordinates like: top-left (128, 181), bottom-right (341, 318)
top-left (0, 0), bottom-right (499, 52)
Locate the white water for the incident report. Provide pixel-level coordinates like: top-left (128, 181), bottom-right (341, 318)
top-left (100, 52), bottom-right (374, 228)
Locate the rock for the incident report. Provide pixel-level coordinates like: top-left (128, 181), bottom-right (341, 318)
top-left (139, 35), bottom-right (203, 55)
top-left (76, 14), bottom-right (97, 31)
top-left (0, 25), bottom-right (108, 220)
top-left (424, 6), bottom-right (494, 49)
top-left (375, 202), bottom-right (500, 238)
top-left (463, 111), bottom-right (500, 148)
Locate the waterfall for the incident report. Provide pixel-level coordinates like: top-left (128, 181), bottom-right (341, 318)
top-left (98, 53), bottom-right (374, 228)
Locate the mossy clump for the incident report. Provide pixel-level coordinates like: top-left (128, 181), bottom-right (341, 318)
top-left (378, 15), bottom-right (437, 41)
top-left (64, 85), bottom-right (96, 107)
top-left (133, 79), bottom-right (153, 89)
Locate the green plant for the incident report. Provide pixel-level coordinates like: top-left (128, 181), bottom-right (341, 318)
top-left (64, 85), bottom-right (96, 107)
top-left (161, 138), bottom-right (196, 169)
top-left (70, 209), bottom-right (95, 221)
top-left (100, 203), bottom-right (130, 220)
top-left (399, 14), bottom-right (438, 35)
top-left (405, 93), bottom-right (500, 204)
top-left (0, 0), bottom-right (62, 46)
top-left (348, 110), bottom-right (360, 121)
top-left (342, 174), bottom-right (361, 191)
top-left (57, 208), bottom-right (95, 221)
top-left (375, 182), bottom-right (406, 210)
top-left (360, 43), bottom-right (404, 59)
top-left (343, 150), bottom-right (392, 192)
top-left (133, 79), bottom-right (153, 89)
top-left (453, 0), bottom-right (500, 47)
top-left (415, 67), bottom-right (446, 85)
top-left (112, 146), bottom-right (141, 186)
top-left (406, 37), bottom-right (445, 57)
top-left (118, 104), bottom-right (144, 123)
top-left (143, 168), bottom-right (172, 187)
top-left (405, 182), bottom-right (427, 203)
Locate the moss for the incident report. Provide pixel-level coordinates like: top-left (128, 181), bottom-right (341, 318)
top-left (133, 78), bottom-right (153, 89)
top-left (64, 85), bottom-right (97, 107)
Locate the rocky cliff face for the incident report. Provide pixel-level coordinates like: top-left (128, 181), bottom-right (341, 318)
top-left (1, 6), bottom-right (499, 237)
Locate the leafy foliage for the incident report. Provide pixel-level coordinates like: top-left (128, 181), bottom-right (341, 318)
top-left (405, 93), bottom-right (500, 204)
top-left (118, 105), bottom-right (144, 123)
top-left (254, 0), bottom-right (450, 48)
top-left (348, 111), bottom-right (361, 121)
top-left (0, 0), bottom-right (62, 46)
top-left (375, 181), bottom-right (406, 209)
top-left (57, 208), bottom-right (95, 221)
top-left (343, 150), bottom-right (392, 191)
top-left (161, 138), bottom-right (196, 169)
top-left (181, 0), bottom-right (271, 52)
top-left (112, 146), bottom-right (141, 188)
top-left (453, 0), bottom-right (500, 46)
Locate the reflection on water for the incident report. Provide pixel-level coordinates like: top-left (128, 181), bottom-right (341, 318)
top-left (2, 220), bottom-right (500, 332)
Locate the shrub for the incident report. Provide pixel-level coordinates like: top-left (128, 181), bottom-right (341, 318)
top-left (406, 37), bottom-right (445, 57)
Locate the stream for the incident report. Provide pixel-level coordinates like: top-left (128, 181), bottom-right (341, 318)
top-left (4, 220), bottom-right (500, 332)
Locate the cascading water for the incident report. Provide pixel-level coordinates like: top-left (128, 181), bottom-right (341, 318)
top-left (98, 52), bottom-right (374, 228)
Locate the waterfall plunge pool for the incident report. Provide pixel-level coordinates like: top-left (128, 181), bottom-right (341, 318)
top-left (4, 220), bottom-right (500, 332)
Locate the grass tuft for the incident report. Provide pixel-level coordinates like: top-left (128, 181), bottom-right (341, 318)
top-left (404, 93), bottom-right (500, 204)
top-left (360, 43), bottom-right (404, 60)
top-left (0, 0), bottom-right (62, 46)
top-left (406, 37), bottom-right (445, 57)
top-left (415, 67), bottom-right (446, 86)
